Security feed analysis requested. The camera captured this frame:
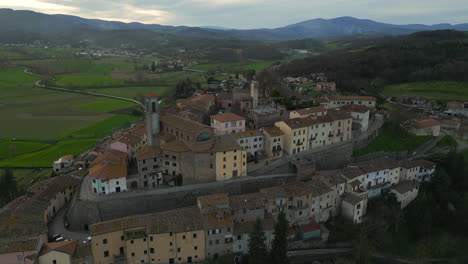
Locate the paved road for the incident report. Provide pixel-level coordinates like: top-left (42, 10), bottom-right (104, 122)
top-left (19, 66), bottom-right (144, 107)
top-left (48, 206), bottom-right (89, 242)
top-left (79, 172), bottom-right (297, 202)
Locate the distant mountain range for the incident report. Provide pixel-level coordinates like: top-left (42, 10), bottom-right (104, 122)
top-left (1, 8), bottom-right (467, 41)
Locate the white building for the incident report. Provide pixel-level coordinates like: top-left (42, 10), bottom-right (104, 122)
top-left (339, 104), bottom-right (371, 132)
top-left (53, 155), bottom-right (74, 173)
top-left (232, 130), bottom-right (264, 158)
top-left (89, 150), bottom-right (128, 195)
top-left (390, 181), bottom-right (420, 208)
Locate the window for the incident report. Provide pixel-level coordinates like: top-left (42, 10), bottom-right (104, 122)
top-left (131, 252), bottom-right (135, 257)
top-left (103, 239), bottom-right (108, 244)
top-left (144, 250), bottom-right (148, 255)
top-left (178, 248), bottom-right (181, 253)
top-left (53, 260), bottom-right (56, 264)
top-left (150, 248), bottom-right (155, 254)
top-left (121, 236), bottom-right (124, 241)
top-left (104, 251), bottom-right (109, 257)
top-left (183, 235), bottom-right (186, 240)
top-left (193, 233), bottom-right (197, 238)
top-left (194, 246), bottom-right (198, 250)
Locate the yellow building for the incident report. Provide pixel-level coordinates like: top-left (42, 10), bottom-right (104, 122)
top-left (91, 207), bottom-right (206, 264)
top-left (38, 240), bottom-right (77, 264)
top-left (214, 135), bottom-right (247, 180)
top-left (275, 109), bottom-right (353, 155)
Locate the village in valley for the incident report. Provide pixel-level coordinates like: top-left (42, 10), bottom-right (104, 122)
top-left (2, 60), bottom-right (466, 264)
top-left (1, 7), bottom-right (468, 264)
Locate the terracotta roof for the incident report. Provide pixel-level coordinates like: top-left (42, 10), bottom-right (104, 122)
top-left (211, 134), bottom-right (242, 152)
top-left (413, 119), bottom-right (441, 129)
top-left (306, 178), bottom-right (333, 196)
top-left (341, 166), bottom-right (366, 180)
top-left (439, 119), bottom-right (461, 126)
top-left (391, 180), bottom-right (419, 194)
top-left (136, 146), bottom-right (161, 160)
top-left (40, 240), bottom-right (77, 256)
top-left (211, 113), bottom-right (246, 122)
top-left (295, 106), bottom-right (327, 115)
top-left (339, 104), bottom-right (370, 113)
top-left (329, 95), bottom-right (377, 101)
top-left (89, 150), bottom-right (128, 181)
top-left (160, 114), bottom-right (210, 133)
top-left (191, 94), bottom-right (215, 105)
top-left (229, 193), bottom-right (265, 210)
top-left (398, 159), bottom-right (424, 169)
top-left (197, 193), bottom-right (230, 211)
top-left (262, 126), bottom-right (285, 136)
top-left (355, 158), bottom-right (399, 173)
top-left (232, 129), bottom-right (263, 139)
top-left (90, 206), bottom-right (205, 236)
top-left (0, 238), bottom-right (39, 254)
top-left (326, 109), bottom-right (353, 121)
top-left (143, 92), bottom-right (160, 98)
top-left (160, 139), bottom-right (190, 152)
top-left (261, 182), bottom-right (314, 198)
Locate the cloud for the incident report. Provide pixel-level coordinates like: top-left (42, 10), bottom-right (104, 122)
top-left (2, 0), bottom-right (468, 28)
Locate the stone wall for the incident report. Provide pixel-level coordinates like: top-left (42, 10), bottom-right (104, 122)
top-left (66, 174), bottom-right (298, 231)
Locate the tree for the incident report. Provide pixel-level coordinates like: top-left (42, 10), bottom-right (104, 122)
top-left (248, 219), bottom-right (268, 264)
top-left (0, 169), bottom-right (18, 206)
top-left (151, 61), bottom-right (157, 72)
top-left (270, 212), bottom-right (289, 264)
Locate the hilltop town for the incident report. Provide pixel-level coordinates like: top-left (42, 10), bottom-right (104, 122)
top-left (3, 68), bottom-right (459, 264)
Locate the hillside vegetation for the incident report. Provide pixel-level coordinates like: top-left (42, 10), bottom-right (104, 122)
top-left (274, 30), bottom-right (468, 95)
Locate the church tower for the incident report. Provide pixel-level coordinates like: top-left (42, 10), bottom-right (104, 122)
top-left (144, 93), bottom-right (160, 146)
top-left (250, 80), bottom-right (259, 108)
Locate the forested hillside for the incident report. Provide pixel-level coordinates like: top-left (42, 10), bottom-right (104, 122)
top-left (273, 30), bottom-right (468, 94)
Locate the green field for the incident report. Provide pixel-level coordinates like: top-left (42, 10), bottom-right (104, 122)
top-left (59, 114), bottom-right (141, 139)
top-left (354, 128), bottom-right (434, 156)
top-left (383, 81), bottom-right (468, 101)
top-left (75, 99), bottom-right (137, 112)
top-left (55, 74), bottom-right (125, 88)
top-left (189, 59), bottom-right (275, 72)
top-left (0, 141), bottom-right (53, 159)
top-left (0, 139), bottom-right (99, 167)
top-left (437, 135), bottom-right (458, 148)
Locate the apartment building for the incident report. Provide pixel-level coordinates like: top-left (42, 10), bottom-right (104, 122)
top-left (339, 104), bottom-right (371, 132)
top-left (317, 95), bottom-right (377, 109)
top-left (214, 138), bottom-right (247, 181)
top-left (261, 126), bottom-right (285, 159)
top-left (289, 106), bottom-right (327, 119)
top-left (210, 113), bottom-right (246, 135)
top-left (232, 130), bottom-right (264, 158)
top-left (275, 109), bottom-right (353, 155)
top-left (135, 146), bottom-right (163, 188)
top-left (90, 207), bottom-right (206, 264)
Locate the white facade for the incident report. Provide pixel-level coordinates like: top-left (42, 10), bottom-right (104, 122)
top-left (53, 156), bottom-right (74, 173)
top-left (235, 134), bottom-right (264, 157)
top-left (91, 177), bottom-right (127, 195)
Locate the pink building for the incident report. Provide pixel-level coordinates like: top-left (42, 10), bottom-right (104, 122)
top-left (210, 113), bottom-right (246, 135)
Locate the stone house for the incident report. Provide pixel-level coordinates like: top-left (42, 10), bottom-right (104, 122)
top-left (316, 95), bottom-right (377, 109)
top-left (339, 104), bottom-right (371, 132)
top-left (289, 106), bottom-right (327, 119)
top-left (89, 150), bottom-right (128, 195)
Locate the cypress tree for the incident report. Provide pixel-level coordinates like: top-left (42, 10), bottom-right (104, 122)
top-left (248, 219), bottom-right (268, 264)
top-left (271, 211), bottom-right (289, 264)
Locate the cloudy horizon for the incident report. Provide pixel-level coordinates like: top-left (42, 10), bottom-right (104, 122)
top-left (1, 0), bottom-right (468, 29)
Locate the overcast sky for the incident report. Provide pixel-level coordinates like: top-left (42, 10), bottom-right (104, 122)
top-left (2, 0), bottom-right (468, 29)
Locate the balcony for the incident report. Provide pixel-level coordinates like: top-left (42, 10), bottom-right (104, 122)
top-left (328, 133), bottom-right (334, 137)
top-left (296, 141), bottom-right (304, 146)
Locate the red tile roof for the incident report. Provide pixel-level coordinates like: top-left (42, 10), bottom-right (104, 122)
top-left (40, 240), bottom-right (77, 256)
top-left (211, 113), bottom-right (246, 122)
top-left (413, 119), bottom-right (441, 129)
top-left (295, 106), bottom-right (327, 115)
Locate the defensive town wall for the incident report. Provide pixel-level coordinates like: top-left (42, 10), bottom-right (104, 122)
top-left (66, 174), bottom-right (298, 231)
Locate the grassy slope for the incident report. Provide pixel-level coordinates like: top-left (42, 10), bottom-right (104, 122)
top-left (59, 115), bottom-right (141, 139)
top-left (383, 81), bottom-right (468, 101)
top-left (354, 128), bottom-right (434, 156)
top-left (0, 139), bottom-right (99, 167)
top-left (75, 99), bottom-right (137, 112)
top-left (55, 74), bottom-right (125, 87)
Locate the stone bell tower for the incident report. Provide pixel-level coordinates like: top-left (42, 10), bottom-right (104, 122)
top-left (144, 93), bottom-right (160, 146)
